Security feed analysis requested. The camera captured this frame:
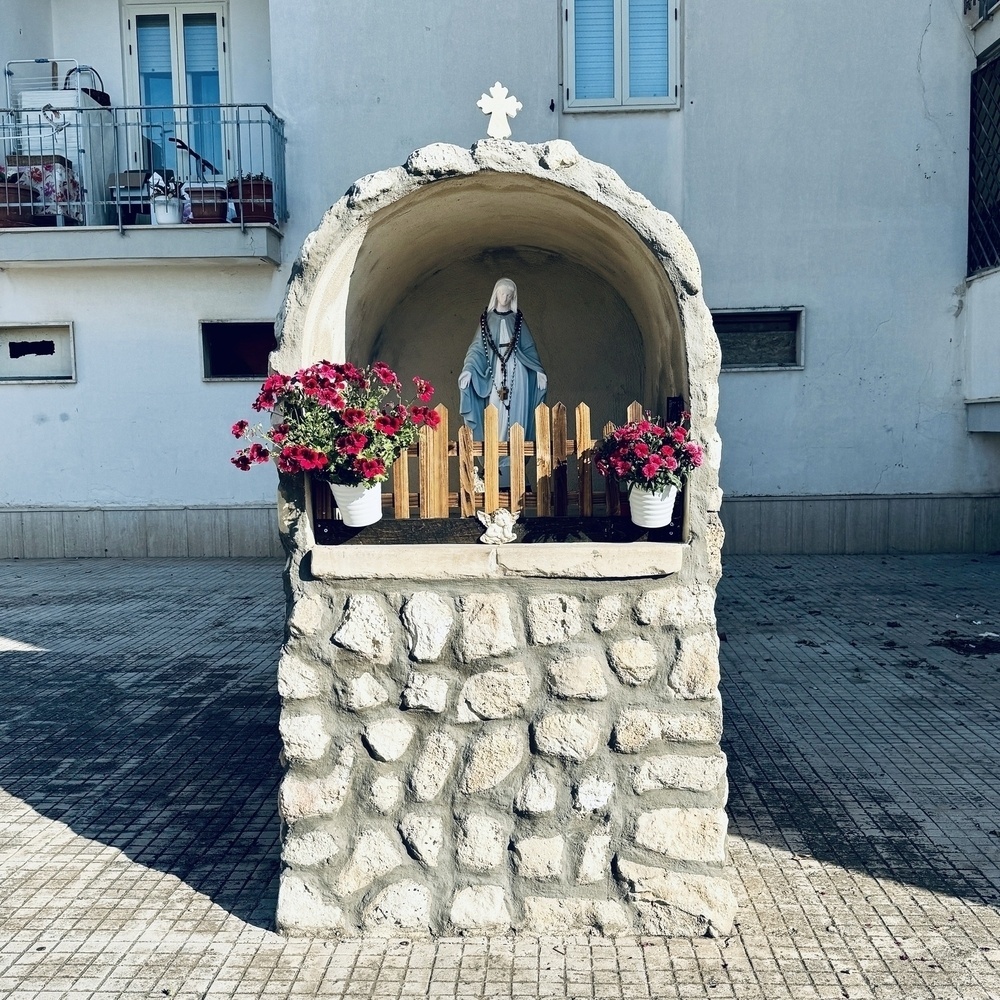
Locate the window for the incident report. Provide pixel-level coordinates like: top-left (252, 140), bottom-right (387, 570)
top-left (123, 3), bottom-right (230, 176)
top-left (563, 0), bottom-right (680, 111)
top-left (0, 324), bottom-right (76, 382)
top-left (969, 50), bottom-right (1000, 275)
top-left (202, 321), bottom-right (275, 380)
top-left (712, 309), bottom-right (804, 371)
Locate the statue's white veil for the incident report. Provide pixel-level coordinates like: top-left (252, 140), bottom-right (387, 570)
top-left (487, 277), bottom-right (518, 315)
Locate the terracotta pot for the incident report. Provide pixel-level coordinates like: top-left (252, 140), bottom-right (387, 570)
top-left (226, 179), bottom-right (275, 223)
top-left (0, 182), bottom-right (35, 227)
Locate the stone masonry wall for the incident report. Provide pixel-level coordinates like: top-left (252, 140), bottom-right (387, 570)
top-left (275, 572), bottom-right (735, 938)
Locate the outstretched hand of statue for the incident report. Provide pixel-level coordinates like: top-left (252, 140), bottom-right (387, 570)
top-left (458, 371), bottom-right (472, 390)
top-left (536, 372), bottom-right (547, 392)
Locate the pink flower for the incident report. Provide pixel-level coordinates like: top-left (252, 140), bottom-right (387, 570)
top-left (231, 419), bottom-right (249, 438)
top-left (684, 442), bottom-right (704, 466)
top-left (633, 442), bottom-right (650, 459)
top-left (672, 426), bottom-right (687, 443)
top-left (663, 454), bottom-right (679, 471)
top-left (371, 362), bottom-right (399, 387)
top-left (412, 377), bottom-right (434, 402)
top-left (641, 458), bottom-right (661, 479)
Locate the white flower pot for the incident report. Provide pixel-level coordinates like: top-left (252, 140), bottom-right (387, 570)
top-left (151, 196), bottom-right (182, 225)
top-left (628, 484), bottom-right (678, 529)
top-left (330, 481), bottom-right (382, 527)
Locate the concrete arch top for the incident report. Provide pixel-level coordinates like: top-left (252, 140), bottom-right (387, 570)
top-left (274, 139), bottom-right (721, 443)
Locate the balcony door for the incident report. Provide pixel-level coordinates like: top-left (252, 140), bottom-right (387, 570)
top-left (123, 3), bottom-right (230, 180)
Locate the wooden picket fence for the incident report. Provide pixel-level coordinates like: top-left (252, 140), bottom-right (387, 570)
top-left (313, 399), bottom-right (674, 522)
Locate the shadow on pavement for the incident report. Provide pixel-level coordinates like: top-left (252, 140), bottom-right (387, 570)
top-left (718, 554), bottom-right (1000, 907)
top-left (0, 563), bottom-right (283, 931)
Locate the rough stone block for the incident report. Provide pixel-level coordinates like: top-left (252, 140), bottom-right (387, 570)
top-left (611, 708), bottom-right (661, 754)
top-left (456, 661), bottom-right (531, 722)
top-left (634, 585), bottom-right (716, 631)
top-left (277, 651), bottom-right (324, 699)
top-left (607, 638), bottom-right (659, 686)
top-left (362, 879), bottom-right (430, 934)
top-left (288, 593), bottom-right (326, 637)
top-left (659, 703), bottom-right (724, 744)
top-left (537, 139), bottom-right (580, 170)
top-left (399, 812), bottom-right (444, 867)
top-left (573, 774), bottom-right (614, 813)
top-left (402, 592), bottom-right (454, 662)
top-left (526, 594), bottom-right (583, 645)
top-left (457, 594), bottom-right (518, 661)
top-left (616, 860), bottom-right (736, 936)
top-left (401, 670), bottom-right (449, 713)
top-left (522, 897), bottom-right (631, 935)
top-left (460, 723), bottom-right (526, 793)
top-left (368, 775), bottom-right (404, 814)
top-left (668, 632), bottom-right (721, 699)
top-left (632, 753), bottom-right (727, 794)
top-left (634, 808), bottom-right (728, 862)
top-left (279, 712), bottom-right (330, 762)
top-left (450, 885), bottom-right (511, 932)
top-left (405, 142), bottom-right (479, 178)
top-left (410, 732), bottom-right (458, 802)
top-left (533, 711), bottom-right (602, 762)
top-left (335, 829), bottom-right (405, 896)
top-left (281, 828), bottom-right (340, 868)
top-left (577, 831), bottom-right (612, 884)
top-left (276, 873), bottom-right (344, 933)
top-left (514, 767), bottom-right (557, 815)
top-left (333, 594), bottom-right (393, 664)
top-left (546, 654), bottom-right (608, 701)
top-left (363, 718), bottom-right (415, 762)
top-left (592, 595), bottom-right (622, 633)
top-left (455, 813), bottom-right (506, 872)
top-left (343, 672), bottom-right (389, 712)
top-left (279, 745), bottom-right (355, 822)
top-left (512, 835), bottom-right (564, 880)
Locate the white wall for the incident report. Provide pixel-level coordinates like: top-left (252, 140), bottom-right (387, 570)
top-left (0, 266), bottom-right (280, 506)
top-left (0, 2), bottom-right (54, 66)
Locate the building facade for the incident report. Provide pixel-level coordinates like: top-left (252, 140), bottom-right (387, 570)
top-left (1, 0), bottom-right (998, 557)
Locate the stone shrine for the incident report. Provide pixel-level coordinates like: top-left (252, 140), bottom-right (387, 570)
top-left (270, 139), bottom-right (730, 937)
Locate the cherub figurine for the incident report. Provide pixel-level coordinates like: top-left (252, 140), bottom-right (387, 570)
top-left (476, 508), bottom-right (519, 544)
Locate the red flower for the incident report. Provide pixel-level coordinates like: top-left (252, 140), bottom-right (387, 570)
top-left (248, 443), bottom-right (271, 464)
top-left (276, 445), bottom-right (327, 473)
top-left (641, 457), bottom-right (662, 479)
top-left (412, 377), bottom-right (434, 402)
top-left (672, 426), bottom-right (687, 443)
top-left (231, 419), bottom-right (249, 438)
top-left (633, 442), bottom-right (650, 459)
top-left (341, 407), bottom-right (367, 428)
top-left (231, 450), bottom-right (252, 471)
top-left (374, 413), bottom-right (404, 435)
top-left (270, 422), bottom-right (290, 444)
top-left (353, 457), bottom-right (386, 480)
top-left (336, 432), bottom-right (368, 456)
top-left (252, 373), bottom-right (288, 412)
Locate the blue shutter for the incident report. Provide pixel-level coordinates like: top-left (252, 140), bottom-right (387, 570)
top-left (574, 0), bottom-right (616, 100)
top-left (183, 13), bottom-right (219, 74)
top-left (136, 15), bottom-right (174, 106)
top-left (628, 0), bottom-right (669, 98)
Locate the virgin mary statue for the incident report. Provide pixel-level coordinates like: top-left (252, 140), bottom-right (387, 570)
top-left (458, 278), bottom-right (548, 454)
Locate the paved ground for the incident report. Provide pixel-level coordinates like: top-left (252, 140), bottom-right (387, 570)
top-left (0, 554), bottom-right (998, 999)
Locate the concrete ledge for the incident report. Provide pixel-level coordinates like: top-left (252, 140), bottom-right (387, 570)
top-left (310, 542), bottom-right (685, 580)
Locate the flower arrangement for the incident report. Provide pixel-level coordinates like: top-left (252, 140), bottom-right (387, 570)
top-left (595, 411), bottom-right (704, 493)
top-left (231, 360), bottom-right (439, 487)
top-left (144, 171), bottom-right (182, 199)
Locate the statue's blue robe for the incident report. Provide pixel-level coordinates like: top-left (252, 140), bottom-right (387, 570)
top-left (459, 310), bottom-right (547, 441)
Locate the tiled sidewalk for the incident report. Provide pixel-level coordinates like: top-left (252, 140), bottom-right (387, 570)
top-left (0, 554), bottom-right (998, 999)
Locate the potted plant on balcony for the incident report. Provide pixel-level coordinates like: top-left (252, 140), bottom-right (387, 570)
top-left (0, 167), bottom-right (35, 227)
top-left (227, 171), bottom-right (275, 223)
top-left (145, 171), bottom-right (186, 225)
top-left (595, 411), bottom-right (704, 528)
top-left (231, 361), bottom-right (439, 526)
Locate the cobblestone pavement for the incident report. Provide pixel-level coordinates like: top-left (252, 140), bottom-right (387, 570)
top-left (0, 554), bottom-right (998, 999)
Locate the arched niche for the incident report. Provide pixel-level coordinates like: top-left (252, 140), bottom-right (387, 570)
top-left (276, 142), bottom-right (717, 442)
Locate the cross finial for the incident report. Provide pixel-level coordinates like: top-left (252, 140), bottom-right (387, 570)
top-left (477, 81), bottom-right (522, 139)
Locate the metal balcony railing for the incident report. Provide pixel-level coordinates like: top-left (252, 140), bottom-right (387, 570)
top-left (0, 103), bottom-right (285, 231)
top-left (965, 0), bottom-right (1000, 20)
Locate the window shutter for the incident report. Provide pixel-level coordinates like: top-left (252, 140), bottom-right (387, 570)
top-left (627, 0), bottom-right (669, 98)
top-left (574, 0), bottom-right (616, 100)
top-left (183, 13), bottom-right (220, 73)
top-left (136, 15), bottom-right (172, 75)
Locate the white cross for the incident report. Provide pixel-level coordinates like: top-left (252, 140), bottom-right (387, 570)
top-left (477, 81), bottom-right (522, 140)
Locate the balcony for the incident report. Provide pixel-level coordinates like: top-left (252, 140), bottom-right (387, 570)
top-left (0, 103), bottom-right (285, 266)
